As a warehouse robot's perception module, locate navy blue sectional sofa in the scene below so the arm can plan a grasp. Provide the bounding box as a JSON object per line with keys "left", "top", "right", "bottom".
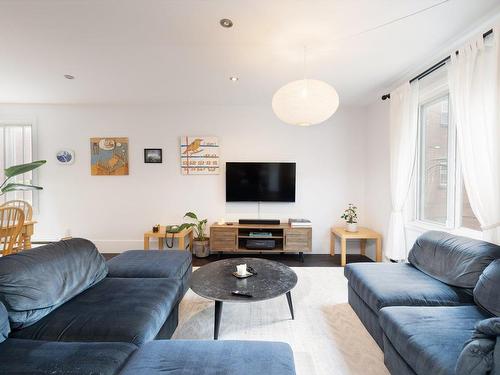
{"left": 0, "top": 239, "right": 296, "bottom": 375}
{"left": 345, "top": 231, "right": 500, "bottom": 375}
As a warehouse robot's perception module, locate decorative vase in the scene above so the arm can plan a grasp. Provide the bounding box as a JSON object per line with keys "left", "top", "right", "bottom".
{"left": 193, "top": 239, "right": 210, "bottom": 258}
{"left": 346, "top": 223, "right": 358, "bottom": 233}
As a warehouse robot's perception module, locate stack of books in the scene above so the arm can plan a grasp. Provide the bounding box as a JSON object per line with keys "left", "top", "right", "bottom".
{"left": 249, "top": 232, "right": 273, "bottom": 237}
{"left": 288, "top": 218, "right": 312, "bottom": 228}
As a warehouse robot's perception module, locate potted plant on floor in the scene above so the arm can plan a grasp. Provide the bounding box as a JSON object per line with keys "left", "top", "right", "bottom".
{"left": 341, "top": 204, "right": 358, "bottom": 232}
{"left": 181, "top": 211, "right": 209, "bottom": 258}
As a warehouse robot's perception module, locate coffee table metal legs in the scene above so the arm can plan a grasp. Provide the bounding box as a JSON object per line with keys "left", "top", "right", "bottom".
{"left": 214, "top": 300, "right": 223, "bottom": 340}
{"left": 213, "top": 293, "right": 294, "bottom": 339}
{"left": 286, "top": 291, "right": 294, "bottom": 320}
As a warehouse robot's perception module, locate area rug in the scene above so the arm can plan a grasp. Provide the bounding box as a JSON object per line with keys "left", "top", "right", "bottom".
{"left": 172, "top": 267, "right": 389, "bottom": 375}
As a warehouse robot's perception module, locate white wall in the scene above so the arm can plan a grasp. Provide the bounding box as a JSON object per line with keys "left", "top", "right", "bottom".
{"left": 0, "top": 103, "right": 369, "bottom": 254}
{"left": 362, "top": 100, "right": 391, "bottom": 259}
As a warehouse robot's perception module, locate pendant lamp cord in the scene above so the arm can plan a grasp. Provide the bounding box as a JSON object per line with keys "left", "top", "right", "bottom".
{"left": 303, "top": 46, "right": 307, "bottom": 80}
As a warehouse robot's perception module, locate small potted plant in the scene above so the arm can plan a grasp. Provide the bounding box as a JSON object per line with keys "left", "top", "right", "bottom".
{"left": 341, "top": 204, "right": 358, "bottom": 232}
{"left": 181, "top": 211, "right": 209, "bottom": 258}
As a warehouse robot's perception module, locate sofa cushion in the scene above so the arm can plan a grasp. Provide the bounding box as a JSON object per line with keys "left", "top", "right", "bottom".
{"left": 408, "top": 231, "right": 500, "bottom": 288}
{"left": 107, "top": 250, "right": 192, "bottom": 295}
{"left": 380, "top": 306, "right": 491, "bottom": 375}
{"left": 11, "top": 277, "right": 182, "bottom": 345}
{"left": 344, "top": 262, "right": 473, "bottom": 315}
{"left": 0, "top": 238, "right": 108, "bottom": 329}
{"left": 0, "top": 338, "right": 136, "bottom": 375}
{"left": 0, "top": 301, "right": 9, "bottom": 343}
{"left": 474, "top": 259, "right": 500, "bottom": 316}
{"left": 107, "top": 250, "right": 192, "bottom": 279}
{"left": 119, "top": 340, "right": 296, "bottom": 375}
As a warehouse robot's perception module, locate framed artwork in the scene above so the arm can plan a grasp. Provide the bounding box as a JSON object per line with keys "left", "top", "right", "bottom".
{"left": 180, "top": 136, "right": 219, "bottom": 175}
{"left": 144, "top": 148, "right": 162, "bottom": 163}
{"left": 90, "top": 137, "right": 129, "bottom": 176}
{"left": 56, "top": 149, "right": 75, "bottom": 165}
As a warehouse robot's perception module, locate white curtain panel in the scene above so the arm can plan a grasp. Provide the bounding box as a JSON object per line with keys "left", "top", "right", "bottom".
{"left": 448, "top": 27, "right": 500, "bottom": 243}
{"left": 386, "top": 82, "right": 419, "bottom": 260}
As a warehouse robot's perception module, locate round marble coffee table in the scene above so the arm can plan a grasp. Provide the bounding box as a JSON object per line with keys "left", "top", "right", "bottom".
{"left": 190, "top": 257, "right": 298, "bottom": 339}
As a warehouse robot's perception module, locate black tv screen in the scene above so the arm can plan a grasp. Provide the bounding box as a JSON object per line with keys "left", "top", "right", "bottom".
{"left": 226, "top": 162, "right": 296, "bottom": 202}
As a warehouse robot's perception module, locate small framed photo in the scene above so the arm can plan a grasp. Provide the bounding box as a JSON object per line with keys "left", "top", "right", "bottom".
{"left": 144, "top": 148, "right": 162, "bottom": 163}
{"left": 56, "top": 149, "right": 75, "bottom": 165}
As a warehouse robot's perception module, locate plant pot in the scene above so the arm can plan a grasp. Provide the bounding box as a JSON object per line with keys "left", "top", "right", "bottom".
{"left": 346, "top": 223, "right": 358, "bottom": 233}
{"left": 193, "top": 239, "right": 210, "bottom": 258}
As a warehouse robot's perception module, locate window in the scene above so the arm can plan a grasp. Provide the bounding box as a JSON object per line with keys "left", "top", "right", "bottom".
{"left": 415, "top": 73, "right": 480, "bottom": 231}
{"left": 417, "top": 95, "right": 452, "bottom": 225}
{"left": 0, "top": 122, "right": 35, "bottom": 206}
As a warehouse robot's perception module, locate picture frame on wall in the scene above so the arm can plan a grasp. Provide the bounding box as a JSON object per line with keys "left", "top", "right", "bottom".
{"left": 144, "top": 148, "right": 163, "bottom": 163}
{"left": 56, "top": 149, "right": 75, "bottom": 165}
{"left": 90, "top": 137, "right": 129, "bottom": 176}
{"left": 180, "top": 136, "right": 219, "bottom": 175}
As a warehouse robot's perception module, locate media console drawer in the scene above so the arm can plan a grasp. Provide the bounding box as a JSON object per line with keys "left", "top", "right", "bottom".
{"left": 210, "top": 227, "right": 238, "bottom": 251}
{"left": 284, "top": 228, "right": 312, "bottom": 251}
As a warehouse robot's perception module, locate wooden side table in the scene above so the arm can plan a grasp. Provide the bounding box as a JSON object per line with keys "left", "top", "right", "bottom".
{"left": 330, "top": 227, "right": 382, "bottom": 267}
{"left": 144, "top": 226, "right": 194, "bottom": 251}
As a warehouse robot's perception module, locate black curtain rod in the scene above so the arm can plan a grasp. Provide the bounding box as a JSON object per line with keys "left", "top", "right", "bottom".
{"left": 381, "top": 28, "right": 493, "bottom": 100}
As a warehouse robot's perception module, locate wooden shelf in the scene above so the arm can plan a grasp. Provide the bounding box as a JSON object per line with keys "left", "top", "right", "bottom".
{"left": 238, "top": 235, "right": 284, "bottom": 239}
{"left": 236, "top": 248, "right": 285, "bottom": 253}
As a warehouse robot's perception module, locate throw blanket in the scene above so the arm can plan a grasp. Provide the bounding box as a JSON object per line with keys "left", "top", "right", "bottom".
{"left": 456, "top": 318, "right": 500, "bottom": 375}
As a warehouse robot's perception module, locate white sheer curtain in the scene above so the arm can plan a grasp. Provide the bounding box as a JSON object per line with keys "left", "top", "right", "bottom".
{"left": 385, "top": 81, "right": 419, "bottom": 260}
{"left": 448, "top": 27, "right": 500, "bottom": 244}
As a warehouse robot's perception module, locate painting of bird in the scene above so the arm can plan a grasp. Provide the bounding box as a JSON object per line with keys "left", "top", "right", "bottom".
{"left": 180, "top": 136, "right": 220, "bottom": 175}
{"left": 182, "top": 138, "right": 203, "bottom": 154}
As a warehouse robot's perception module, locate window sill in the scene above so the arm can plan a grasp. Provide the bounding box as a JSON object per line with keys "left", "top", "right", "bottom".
{"left": 405, "top": 221, "right": 483, "bottom": 240}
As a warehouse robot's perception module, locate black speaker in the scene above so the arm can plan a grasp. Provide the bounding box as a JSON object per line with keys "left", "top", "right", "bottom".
{"left": 239, "top": 219, "right": 280, "bottom": 225}
{"left": 246, "top": 239, "right": 276, "bottom": 250}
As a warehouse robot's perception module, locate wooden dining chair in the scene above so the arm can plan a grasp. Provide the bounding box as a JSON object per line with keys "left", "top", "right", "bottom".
{"left": 1, "top": 200, "right": 33, "bottom": 221}
{"left": 0, "top": 207, "right": 25, "bottom": 256}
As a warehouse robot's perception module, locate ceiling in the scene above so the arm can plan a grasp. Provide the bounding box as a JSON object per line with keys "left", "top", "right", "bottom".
{"left": 0, "top": 0, "right": 498, "bottom": 106}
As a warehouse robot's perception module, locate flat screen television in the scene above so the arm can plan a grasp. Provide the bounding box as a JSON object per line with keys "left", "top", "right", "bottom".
{"left": 226, "top": 162, "right": 296, "bottom": 202}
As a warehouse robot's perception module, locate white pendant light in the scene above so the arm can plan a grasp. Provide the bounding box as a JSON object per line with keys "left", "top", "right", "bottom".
{"left": 272, "top": 48, "right": 339, "bottom": 126}
{"left": 272, "top": 79, "right": 339, "bottom": 126}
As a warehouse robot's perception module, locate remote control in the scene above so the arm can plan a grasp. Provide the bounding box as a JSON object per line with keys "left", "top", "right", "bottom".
{"left": 231, "top": 290, "right": 253, "bottom": 298}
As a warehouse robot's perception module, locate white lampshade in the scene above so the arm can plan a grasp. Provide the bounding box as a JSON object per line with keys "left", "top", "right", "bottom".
{"left": 272, "top": 79, "right": 340, "bottom": 126}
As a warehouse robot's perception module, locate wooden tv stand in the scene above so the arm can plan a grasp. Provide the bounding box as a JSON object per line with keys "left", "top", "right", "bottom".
{"left": 210, "top": 222, "right": 312, "bottom": 261}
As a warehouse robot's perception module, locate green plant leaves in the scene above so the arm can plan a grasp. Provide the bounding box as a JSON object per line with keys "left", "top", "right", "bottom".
{"left": 1, "top": 183, "right": 43, "bottom": 193}
{"left": 182, "top": 212, "right": 208, "bottom": 241}
{"left": 178, "top": 223, "right": 195, "bottom": 231}
{"left": 184, "top": 212, "right": 198, "bottom": 220}
{"left": 4, "top": 160, "right": 46, "bottom": 178}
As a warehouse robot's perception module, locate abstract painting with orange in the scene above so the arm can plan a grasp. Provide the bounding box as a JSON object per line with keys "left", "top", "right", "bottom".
{"left": 90, "top": 137, "right": 129, "bottom": 176}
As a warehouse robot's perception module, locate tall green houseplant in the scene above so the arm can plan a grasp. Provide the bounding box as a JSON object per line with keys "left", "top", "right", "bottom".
{"left": 0, "top": 160, "right": 46, "bottom": 195}
{"left": 181, "top": 211, "right": 209, "bottom": 257}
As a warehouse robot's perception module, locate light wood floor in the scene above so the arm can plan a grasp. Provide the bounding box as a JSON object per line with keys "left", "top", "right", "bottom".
{"left": 173, "top": 267, "right": 389, "bottom": 375}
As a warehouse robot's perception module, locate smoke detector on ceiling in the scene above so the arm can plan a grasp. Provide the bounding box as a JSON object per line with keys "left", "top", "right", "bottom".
{"left": 220, "top": 18, "right": 233, "bottom": 28}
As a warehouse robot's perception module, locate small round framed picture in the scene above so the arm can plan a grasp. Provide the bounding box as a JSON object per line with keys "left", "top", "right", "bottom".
{"left": 144, "top": 148, "right": 163, "bottom": 163}
{"left": 56, "top": 149, "right": 75, "bottom": 165}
